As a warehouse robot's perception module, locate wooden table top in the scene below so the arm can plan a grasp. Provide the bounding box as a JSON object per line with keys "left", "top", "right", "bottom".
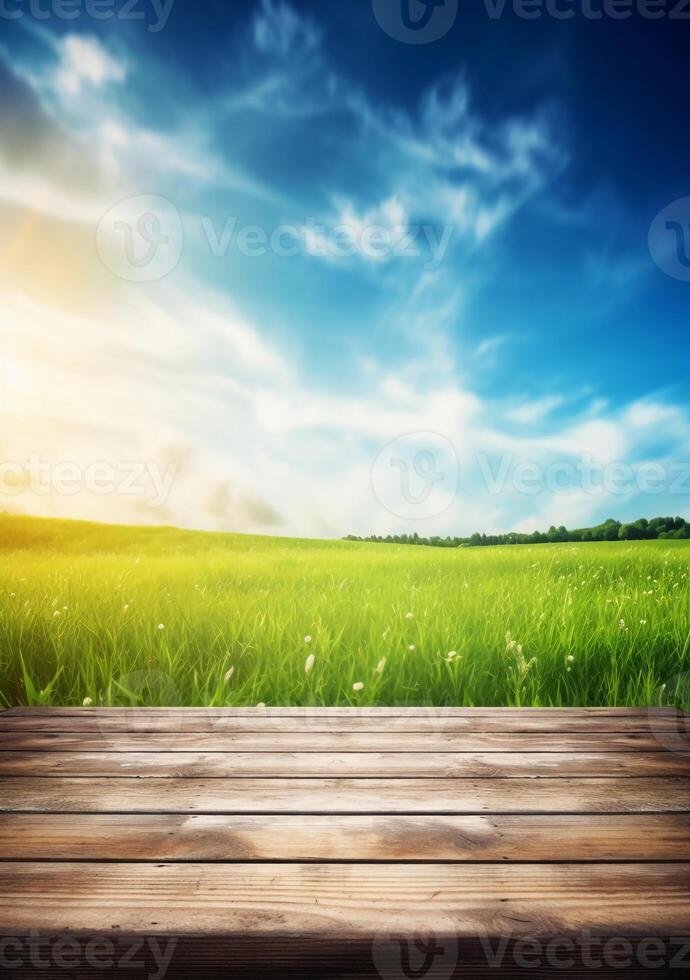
{"left": 1, "top": 706, "right": 689, "bottom": 978}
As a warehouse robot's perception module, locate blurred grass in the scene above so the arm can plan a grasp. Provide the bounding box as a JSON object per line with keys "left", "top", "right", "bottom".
{"left": 0, "top": 513, "right": 688, "bottom": 708}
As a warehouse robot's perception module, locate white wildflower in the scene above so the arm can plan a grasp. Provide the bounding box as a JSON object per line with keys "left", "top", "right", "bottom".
{"left": 305, "top": 654, "right": 315, "bottom": 675}
{"left": 352, "top": 682, "right": 364, "bottom": 692}
{"left": 224, "top": 666, "right": 235, "bottom": 683}
{"left": 304, "top": 635, "right": 312, "bottom": 644}
{"left": 82, "top": 697, "right": 93, "bottom": 707}
{"left": 374, "top": 658, "right": 387, "bottom": 674}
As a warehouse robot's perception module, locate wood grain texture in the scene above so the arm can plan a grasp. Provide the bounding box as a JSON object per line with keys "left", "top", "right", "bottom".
{"left": 2, "top": 731, "right": 687, "bottom": 752}
{"left": 1, "top": 707, "right": 689, "bottom": 979}
{"left": 3, "top": 716, "right": 687, "bottom": 735}
{"left": 1, "top": 862, "right": 689, "bottom": 936}
{"left": 2, "top": 707, "right": 686, "bottom": 737}
{"left": 3, "top": 776, "right": 689, "bottom": 813}
{"left": 2, "top": 812, "right": 689, "bottom": 861}
{"left": 4, "top": 949, "right": 688, "bottom": 980}
{"left": 2, "top": 749, "right": 689, "bottom": 778}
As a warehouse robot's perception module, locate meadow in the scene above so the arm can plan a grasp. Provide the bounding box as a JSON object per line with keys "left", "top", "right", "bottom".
{"left": 0, "top": 513, "right": 689, "bottom": 709}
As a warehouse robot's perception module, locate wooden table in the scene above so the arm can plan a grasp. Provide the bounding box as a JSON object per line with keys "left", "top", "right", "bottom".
{"left": 1, "top": 706, "right": 689, "bottom": 978}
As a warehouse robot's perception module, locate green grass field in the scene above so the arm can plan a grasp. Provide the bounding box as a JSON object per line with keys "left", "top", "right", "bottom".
{"left": 1, "top": 513, "right": 689, "bottom": 709}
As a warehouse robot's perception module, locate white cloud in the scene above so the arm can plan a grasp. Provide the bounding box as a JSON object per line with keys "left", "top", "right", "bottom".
{"left": 474, "top": 336, "right": 505, "bottom": 359}
{"left": 624, "top": 400, "right": 685, "bottom": 432}
{"left": 507, "top": 395, "right": 564, "bottom": 425}
{"left": 302, "top": 196, "right": 411, "bottom": 264}
{"left": 54, "top": 35, "right": 125, "bottom": 97}
{"left": 253, "top": 0, "right": 321, "bottom": 57}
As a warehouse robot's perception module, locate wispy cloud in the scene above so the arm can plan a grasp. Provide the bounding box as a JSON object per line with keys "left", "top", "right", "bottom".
{"left": 507, "top": 395, "right": 565, "bottom": 426}
{"left": 253, "top": 0, "right": 321, "bottom": 57}
{"left": 54, "top": 35, "right": 126, "bottom": 97}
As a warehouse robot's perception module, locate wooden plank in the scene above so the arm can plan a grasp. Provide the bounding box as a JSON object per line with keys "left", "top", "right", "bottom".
{"left": 3, "top": 714, "right": 687, "bottom": 735}
{"left": 2, "top": 812, "right": 689, "bottom": 861}
{"left": 2, "top": 731, "right": 687, "bottom": 752}
{"left": 0, "top": 946, "right": 684, "bottom": 980}
{"left": 3, "top": 776, "right": 689, "bottom": 813}
{"left": 1, "top": 750, "right": 689, "bottom": 778}
{"left": 1, "top": 862, "right": 688, "bottom": 937}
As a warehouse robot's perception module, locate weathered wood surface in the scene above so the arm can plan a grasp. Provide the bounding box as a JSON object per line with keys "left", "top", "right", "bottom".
{"left": 0, "top": 706, "right": 688, "bottom": 978}
{"left": 4, "top": 775, "right": 689, "bottom": 813}
{"left": 2, "top": 861, "right": 690, "bottom": 934}
{"left": 3, "top": 731, "right": 688, "bottom": 751}
{"left": 2, "top": 812, "right": 689, "bottom": 861}
{"left": 2, "top": 706, "right": 687, "bottom": 735}
{"left": 2, "top": 749, "right": 689, "bottom": 777}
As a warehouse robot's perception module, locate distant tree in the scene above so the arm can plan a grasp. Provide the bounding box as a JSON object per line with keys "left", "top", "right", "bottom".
{"left": 344, "top": 514, "right": 690, "bottom": 550}
{"left": 603, "top": 522, "right": 621, "bottom": 541}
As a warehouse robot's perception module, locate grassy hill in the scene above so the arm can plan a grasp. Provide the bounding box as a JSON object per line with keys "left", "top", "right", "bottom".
{"left": 1, "top": 513, "right": 689, "bottom": 708}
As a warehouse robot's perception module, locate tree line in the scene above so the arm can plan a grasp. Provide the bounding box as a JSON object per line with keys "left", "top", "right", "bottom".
{"left": 344, "top": 516, "right": 690, "bottom": 549}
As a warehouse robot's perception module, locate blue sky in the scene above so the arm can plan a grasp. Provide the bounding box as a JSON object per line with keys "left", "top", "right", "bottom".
{"left": 0, "top": 0, "right": 689, "bottom": 536}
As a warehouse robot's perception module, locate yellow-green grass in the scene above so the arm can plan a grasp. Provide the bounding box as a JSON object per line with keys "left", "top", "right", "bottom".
{"left": 1, "top": 513, "right": 689, "bottom": 708}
